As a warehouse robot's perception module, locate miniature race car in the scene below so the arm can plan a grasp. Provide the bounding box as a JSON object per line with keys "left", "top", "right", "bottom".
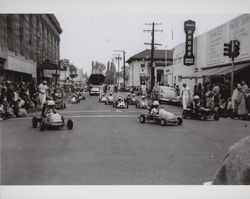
{"left": 99, "top": 93, "right": 107, "bottom": 103}
{"left": 105, "top": 93, "right": 114, "bottom": 105}
{"left": 68, "top": 94, "right": 78, "bottom": 104}
{"left": 32, "top": 100, "right": 73, "bottom": 131}
{"left": 53, "top": 93, "right": 66, "bottom": 110}
{"left": 136, "top": 96, "right": 149, "bottom": 109}
{"left": 113, "top": 97, "right": 129, "bottom": 109}
{"left": 138, "top": 107, "right": 183, "bottom": 126}
{"left": 182, "top": 107, "right": 220, "bottom": 121}
{"left": 126, "top": 94, "right": 137, "bottom": 105}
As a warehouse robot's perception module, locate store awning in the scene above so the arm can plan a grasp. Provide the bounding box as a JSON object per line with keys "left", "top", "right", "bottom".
{"left": 37, "top": 60, "right": 64, "bottom": 71}
{"left": 200, "top": 62, "right": 250, "bottom": 77}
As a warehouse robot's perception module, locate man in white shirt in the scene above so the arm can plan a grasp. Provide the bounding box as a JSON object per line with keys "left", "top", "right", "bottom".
{"left": 38, "top": 81, "right": 48, "bottom": 108}
{"left": 181, "top": 83, "right": 191, "bottom": 110}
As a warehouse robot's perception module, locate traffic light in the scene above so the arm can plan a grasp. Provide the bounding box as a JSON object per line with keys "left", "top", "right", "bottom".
{"left": 233, "top": 40, "right": 240, "bottom": 58}
{"left": 223, "top": 41, "right": 232, "bottom": 58}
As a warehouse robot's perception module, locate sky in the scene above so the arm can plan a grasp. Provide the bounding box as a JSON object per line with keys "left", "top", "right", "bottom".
{"left": 56, "top": 13, "right": 239, "bottom": 75}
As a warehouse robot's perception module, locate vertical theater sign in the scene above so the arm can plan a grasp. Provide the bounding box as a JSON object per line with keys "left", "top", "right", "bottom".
{"left": 184, "top": 20, "right": 196, "bottom": 66}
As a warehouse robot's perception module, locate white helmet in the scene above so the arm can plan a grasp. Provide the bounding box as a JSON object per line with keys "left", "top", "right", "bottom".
{"left": 118, "top": 96, "right": 122, "bottom": 99}
{"left": 193, "top": 95, "right": 200, "bottom": 100}
{"left": 132, "top": 94, "right": 135, "bottom": 97}
{"left": 47, "top": 100, "right": 55, "bottom": 106}
{"left": 153, "top": 101, "right": 159, "bottom": 106}
{"left": 141, "top": 95, "right": 145, "bottom": 99}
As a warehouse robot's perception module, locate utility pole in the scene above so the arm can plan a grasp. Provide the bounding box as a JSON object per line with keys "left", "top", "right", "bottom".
{"left": 114, "top": 50, "right": 126, "bottom": 88}
{"left": 144, "top": 22, "right": 163, "bottom": 93}
{"left": 223, "top": 40, "right": 240, "bottom": 95}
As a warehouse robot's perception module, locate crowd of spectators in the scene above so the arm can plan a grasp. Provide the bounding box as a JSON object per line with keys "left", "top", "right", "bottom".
{"left": 0, "top": 80, "right": 74, "bottom": 121}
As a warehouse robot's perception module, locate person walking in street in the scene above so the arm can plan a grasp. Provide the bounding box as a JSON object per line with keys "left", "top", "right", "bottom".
{"left": 38, "top": 80, "right": 48, "bottom": 108}
{"left": 181, "top": 83, "right": 191, "bottom": 110}
{"left": 236, "top": 84, "right": 248, "bottom": 119}
{"left": 231, "top": 84, "right": 239, "bottom": 117}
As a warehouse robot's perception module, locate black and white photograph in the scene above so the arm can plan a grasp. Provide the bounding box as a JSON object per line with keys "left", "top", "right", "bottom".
{"left": 1, "top": 0, "right": 250, "bottom": 198}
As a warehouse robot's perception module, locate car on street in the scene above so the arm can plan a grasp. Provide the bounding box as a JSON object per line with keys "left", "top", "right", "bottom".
{"left": 158, "top": 86, "right": 181, "bottom": 105}
{"left": 89, "top": 86, "right": 100, "bottom": 96}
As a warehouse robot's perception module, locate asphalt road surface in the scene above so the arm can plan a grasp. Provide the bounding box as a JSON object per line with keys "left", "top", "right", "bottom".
{"left": 1, "top": 93, "right": 249, "bottom": 185}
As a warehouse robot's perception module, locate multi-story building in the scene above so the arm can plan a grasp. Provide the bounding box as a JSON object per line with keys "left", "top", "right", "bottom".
{"left": 172, "top": 14, "right": 250, "bottom": 93}
{"left": 126, "top": 49, "right": 173, "bottom": 87}
{"left": 0, "top": 14, "right": 62, "bottom": 83}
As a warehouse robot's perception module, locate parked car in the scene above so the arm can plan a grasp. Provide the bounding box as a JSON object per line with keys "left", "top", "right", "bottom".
{"left": 158, "top": 86, "right": 181, "bottom": 105}
{"left": 89, "top": 86, "right": 100, "bottom": 96}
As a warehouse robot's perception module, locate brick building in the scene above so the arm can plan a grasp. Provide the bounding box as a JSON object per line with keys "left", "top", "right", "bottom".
{"left": 0, "top": 14, "right": 62, "bottom": 83}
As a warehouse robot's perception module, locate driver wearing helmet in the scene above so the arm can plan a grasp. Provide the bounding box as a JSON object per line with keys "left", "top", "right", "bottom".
{"left": 150, "top": 101, "right": 160, "bottom": 115}
{"left": 141, "top": 95, "right": 146, "bottom": 100}
{"left": 41, "top": 100, "right": 56, "bottom": 117}
{"left": 191, "top": 95, "right": 201, "bottom": 117}
{"left": 109, "top": 92, "right": 113, "bottom": 96}
{"left": 118, "top": 96, "right": 122, "bottom": 103}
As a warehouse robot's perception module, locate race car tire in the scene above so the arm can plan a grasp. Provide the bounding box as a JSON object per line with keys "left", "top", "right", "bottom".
{"left": 200, "top": 115, "right": 207, "bottom": 121}
{"left": 127, "top": 104, "right": 129, "bottom": 109}
{"left": 32, "top": 117, "right": 37, "bottom": 128}
{"left": 177, "top": 117, "right": 183, "bottom": 125}
{"left": 40, "top": 121, "right": 45, "bottom": 131}
{"left": 214, "top": 114, "right": 220, "bottom": 121}
{"left": 160, "top": 119, "right": 166, "bottom": 126}
{"left": 182, "top": 111, "right": 187, "bottom": 119}
{"left": 64, "top": 103, "right": 66, "bottom": 109}
{"left": 105, "top": 102, "right": 107, "bottom": 105}
{"left": 67, "top": 119, "right": 73, "bottom": 130}
{"left": 139, "top": 115, "right": 146, "bottom": 123}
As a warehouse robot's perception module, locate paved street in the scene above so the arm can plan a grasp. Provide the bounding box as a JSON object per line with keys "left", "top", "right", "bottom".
{"left": 1, "top": 93, "right": 249, "bottom": 185}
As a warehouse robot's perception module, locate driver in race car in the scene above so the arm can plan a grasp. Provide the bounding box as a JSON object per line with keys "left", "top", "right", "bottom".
{"left": 117, "top": 96, "right": 122, "bottom": 103}
{"left": 41, "top": 99, "right": 56, "bottom": 117}
{"left": 149, "top": 101, "right": 160, "bottom": 115}
{"left": 190, "top": 95, "right": 201, "bottom": 118}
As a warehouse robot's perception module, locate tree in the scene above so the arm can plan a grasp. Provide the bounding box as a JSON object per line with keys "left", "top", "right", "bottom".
{"left": 69, "top": 64, "right": 78, "bottom": 80}
{"left": 91, "top": 61, "right": 106, "bottom": 75}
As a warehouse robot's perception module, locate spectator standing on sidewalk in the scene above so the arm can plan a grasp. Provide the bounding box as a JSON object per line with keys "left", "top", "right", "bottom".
{"left": 38, "top": 81, "right": 48, "bottom": 108}
{"left": 181, "top": 83, "right": 191, "bottom": 110}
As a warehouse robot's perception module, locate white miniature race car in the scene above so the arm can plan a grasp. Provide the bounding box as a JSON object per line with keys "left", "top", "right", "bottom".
{"left": 105, "top": 95, "right": 114, "bottom": 105}
{"left": 32, "top": 103, "right": 73, "bottom": 131}
{"left": 113, "top": 98, "right": 129, "bottom": 109}
{"left": 138, "top": 107, "right": 183, "bottom": 126}
{"left": 99, "top": 94, "right": 107, "bottom": 103}
{"left": 136, "top": 97, "right": 149, "bottom": 109}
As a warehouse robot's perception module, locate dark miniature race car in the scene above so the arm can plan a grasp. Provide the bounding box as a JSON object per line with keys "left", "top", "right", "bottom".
{"left": 138, "top": 108, "right": 183, "bottom": 126}
{"left": 182, "top": 107, "right": 220, "bottom": 121}
{"left": 32, "top": 100, "right": 73, "bottom": 131}
{"left": 126, "top": 93, "right": 137, "bottom": 105}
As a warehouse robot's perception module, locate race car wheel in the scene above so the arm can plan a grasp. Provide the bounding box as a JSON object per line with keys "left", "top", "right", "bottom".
{"left": 214, "top": 114, "right": 220, "bottom": 121}
{"left": 83, "top": 97, "right": 86, "bottom": 100}
{"left": 139, "top": 115, "right": 146, "bottom": 123}
{"left": 40, "top": 121, "right": 45, "bottom": 131}
{"left": 182, "top": 110, "right": 187, "bottom": 119}
{"left": 127, "top": 104, "right": 129, "bottom": 109}
{"left": 64, "top": 103, "right": 66, "bottom": 109}
{"left": 200, "top": 115, "right": 207, "bottom": 121}
{"left": 32, "top": 117, "right": 37, "bottom": 128}
{"left": 160, "top": 119, "right": 166, "bottom": 126}
{"left": 177, "top": 117, "right": 183, "bottom": 125}
{"left": 105, "top": 102, "right": 107, "bottom": 105}
{"left": 67, "top": 119, "right": 73, "bottom": 129}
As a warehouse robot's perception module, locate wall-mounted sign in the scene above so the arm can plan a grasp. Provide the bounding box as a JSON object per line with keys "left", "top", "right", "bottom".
{"left": 184, "top": 20, "right": 196, "bottom": 66}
